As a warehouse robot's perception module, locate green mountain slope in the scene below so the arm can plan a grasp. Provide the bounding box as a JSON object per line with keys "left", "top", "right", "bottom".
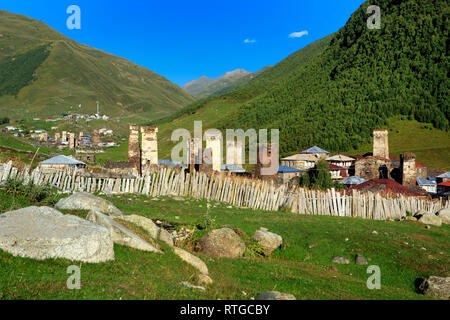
{"left": 0, "top": 10, "right": 194, "bottom": 119}
{"left": 156, "top": 0, "right": 449, "bottom": 168}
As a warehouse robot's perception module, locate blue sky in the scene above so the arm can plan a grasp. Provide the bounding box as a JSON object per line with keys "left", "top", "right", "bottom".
{"left": 1, "top": 0, "right": 365, "bottom": 86}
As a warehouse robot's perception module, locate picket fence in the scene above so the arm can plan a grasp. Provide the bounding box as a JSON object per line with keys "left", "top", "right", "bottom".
{"left": 0, "top": 161, "right": 447, "bottom": 220}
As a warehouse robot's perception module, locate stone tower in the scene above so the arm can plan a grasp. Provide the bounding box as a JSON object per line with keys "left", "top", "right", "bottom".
{"left": 128, "top": 124, "right": 140, "bottom": 170}
{"left": 62, "top": 131, "right": 67, "bottom": 142}
{"left": 226, "top": 139, "right": 244, "bottom": 166}
{"left": 373, "top": 129, "right": 389, "bottom": 159}
{"left": 141, "top": 126, "right": 158, "bottom": 168}
{"left": 400, "top": 153, "right": 416, "bottom": 187}
{"left": 205, "top": 133, "right": 222, "bottom": 172}
{"left": 54, "top": 132, "right": 60, "bottom": 144}
{"left": 68, "top": 133, "right": 75, "bottom": 149}
{"left": 255, "top": 143, "right": 279, "bottom": 179}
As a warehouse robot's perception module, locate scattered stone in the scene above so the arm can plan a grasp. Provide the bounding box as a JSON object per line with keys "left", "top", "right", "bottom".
{"left": 87, "top": 211, "right": 162, "bottom": 253}
{"left": 172, "top": 196, "right": 184, "bottom": 201}
{"left": 421, "top": 247, "right": 427, "bottom": 251}
{"left": 117, "top": 214, "right": 159, "bottom": 238}
{"left": 372, "top": 230, "right": 378, "bottom": 235}
{"left": 151, "top": 198, "right": 160, "bottom": 201}
{"left": 355, "top": 254, "right": 368, "bottom": 265}
{"left": 227, "top": 206, "right": 232, "bottom": 209}
{"left": 418, "top": 276, "right": 450, "bottom": 299}
{"left": 436, "top": 208, "right": 450, "bottom": 224}
{"left": 173, "top": 247, "right": 208, "bottom": 275}
{"left": 257, "top": 291, "right": 296, "bottom": 300}
{"left": 198, "top": 274, "right": 213, "bottom": 285}
{"left": 418, "top": 213, "right": 442, "bottom": 227}
{"left": 252, "top": 229, "right": 283, "bottom": 254}
{"left": 345, "top": 238, "right": 349, "bottom": 241}
{"left": 308, "top": 243, "right": 317, "bottom": 249}
{"left": 425, "top": 225, "right": 431, "bottom": 230}
{"left": 332, "top": 256, "right": 350, "bottom": 264}
{"left": 55, "top": 192, "right": 122, "bottom": 216}
{"left": 330, "top": 266, "right": 338, "bottom": 272}
{"left": 199, "top": 228, "right": 246, "bottom": 258}
{"left": 179, "top": 281, "right": 205, "bottom": 291}
{"left": 175, "top": 216, "right": 180, "bottom": 220}
{"left": 0, "top": 206, "right": 114, "bottom": 263}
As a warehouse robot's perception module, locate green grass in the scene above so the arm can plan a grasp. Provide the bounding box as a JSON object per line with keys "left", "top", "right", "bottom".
{"left": 1, "top": 192, "right": 448, "bottom": 300}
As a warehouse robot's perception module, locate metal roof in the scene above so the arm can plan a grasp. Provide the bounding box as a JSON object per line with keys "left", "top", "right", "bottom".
{"left": 221, "top": 164, "right": 246, "bottom": 172}
{"left": 300, "top": 146, "right": 329, "bottom": 154}
{"left": 158, "top": 159, "right": 186, "bottom": 167}
{"left": 437, "top": 172, "right": 450, "bottom": 178}
{"left": 278, "top": 166, "right": 305, "bottom": 173}
{"left": 326, "top": 154, "right": 355, "bottom": 162}
{"left": 282, "top": 153, "right": 322, "bottom": 161}
{"left": 340, "top": 176, "right": 366, "bottom": 185}
{"left": 416, "top": 177, "right": 436, "bottom": 186}
{"left": 40, "top": 155, "right": 85, "bottom": 165}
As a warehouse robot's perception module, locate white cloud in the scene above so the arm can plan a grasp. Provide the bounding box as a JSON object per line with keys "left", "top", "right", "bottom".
{"left": 289, "top": 30, "right": 309, "bottom": 39}
{"left": 244, "top": 38, "right": 256, "bottom": 44}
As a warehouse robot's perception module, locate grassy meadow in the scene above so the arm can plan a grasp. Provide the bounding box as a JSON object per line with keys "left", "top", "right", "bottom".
{"left": 0, "top": 190, "right": 448, "bottom": 300}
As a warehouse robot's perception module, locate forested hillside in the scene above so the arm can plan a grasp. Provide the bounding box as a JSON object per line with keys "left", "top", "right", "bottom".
{"left": 156, "top": 0, "right": 448, "bottom": 165}
{"left": 223, "top": 0, "right": 448, "bottom": 155}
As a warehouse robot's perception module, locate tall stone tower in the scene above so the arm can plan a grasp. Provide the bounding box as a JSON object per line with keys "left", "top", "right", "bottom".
{"left": 226, "top": 139, "right": 244, "bottom": 165}
{"left": 141, "top": 126, "right": 158, "bottom": 168}
{"left": 128, "top": 124, "right": 140, "bottom": 170}
{"left": 62, "top": 131, "right": 67, "bottom": 142}
{"left": 68, "top": 133, "right": 76, "bottom": 149}
{"left": 205, "top": 134, "right": 222, "bottom": 172}
{"left": 400, "top": 153, "right": 416, "bottom": 187}
{"left": 373, "top": 129, "right": 389, "bottom": 159}
{"left": 255, "top": 143, "right": 279, "bottom": 179}
{"left": 54, "top": 132, "right": 60, "bottom": 144}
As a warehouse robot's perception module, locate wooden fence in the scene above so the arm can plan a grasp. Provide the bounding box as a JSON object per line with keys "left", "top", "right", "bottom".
{"left": 0, "top": 161, "right": 447, "bottom": 220}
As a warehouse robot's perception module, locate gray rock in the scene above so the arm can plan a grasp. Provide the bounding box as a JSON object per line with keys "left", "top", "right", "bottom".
{"left": 55, "top": 192, "right": 122, "bottom": 217}
{"left": 355, "top": 254, "right": 368, "bottom": 265}
{"left": 86, "top": 211, "right": 162, "bottom": 253}
{"left": 418, "top": 213, "right": 442, "bottom": 227}
{"left": 179, "top": 281, "right": 205, "bottom": 291}
{"left": 332, "top": 256, "right": 350, "bottom": 264}
{"left": 418, "top": 276, "right": 450, "bottom": 299}
{"left": 116, "top": 214, "right": 159, "bottom": 238}
{"left": 257, "top": 291, "right": 296, "bottom": 300}
{"left": 199, "top": 228, "right": 246, "bottom": 258}
{"left": 173, "top": 247, "right": 209, "bottom": 275}
{"left": 252, "top": 229, "right": 283, "bottom": 254}
{"left": 198, "top": 274, "right": 213, "bottom": 285}
{"left": 0, "top": 206, "right": 114, "bottom": 263}
{"left": 436, "top": 208, "right": 450, "bottom": 224}
{"left": 159, "top": 228, "right": 175, "bottom": 247}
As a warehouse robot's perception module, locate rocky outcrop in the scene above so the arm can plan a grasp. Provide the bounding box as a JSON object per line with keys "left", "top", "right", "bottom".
{"left": 417, "top": 212, "right": 442, "bottom": 227}
{"left": 116, "top": 214, "right": 174, "bottom": 247}
{"left": 55, "top": 192, "right": 122, "bottom": 217}
{"left": 355, "top": 254, "right": 368, "bottom": 265}
{"left": 252, "top": 228, "right": 282, "bottom": 254}
{"left": 173, "top": 247, "right": 209, "bottom": 275}
{"left": 257, "top": 291, "right": 296, "bottom": 300}
{"left": 436, "top": 208, "right": 450, "bottom": 224}
{"left": 199, "top": 228, "right": 246, "bottom": 258}
{"left": 0, "top": 206, "right": 114, "bottom": 263}
{"left": 86, "top": 211, "right": 162, "bottom": 253}
{"left": 418, "top": 276, "right": 450, "bottom": 299}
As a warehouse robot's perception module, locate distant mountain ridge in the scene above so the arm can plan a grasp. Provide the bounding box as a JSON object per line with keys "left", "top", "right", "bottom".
{"left": 183, "top": 68, "right": 258, "bottom": 98}
{"left": 0, "top": 10, "right": 194, "bottom": 120}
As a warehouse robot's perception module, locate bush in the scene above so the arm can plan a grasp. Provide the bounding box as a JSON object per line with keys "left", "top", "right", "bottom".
{"left": 2, "top": 177, "right": 59, "bottom": 207}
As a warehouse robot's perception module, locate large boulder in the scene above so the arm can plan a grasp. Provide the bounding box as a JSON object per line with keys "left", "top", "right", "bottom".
{"left": 173, "top": 247, "right": 209, "bottom": 275}
{"left": 116, "top": 214, "right": 174, "bottom": 247}
{"left": 0, "top": 206, "right": 114, "bottom": 263}
{"left": 436, "top": 208, "right": 450, "bottom": 224}
{"left": 252, "top": 228, "right": 283, "bottom": 254}
{"left": 86, "top": 211, "right": 162, "bottom": 253}
{"left": 257, "top": 291, "right": 296, "bottom": 300}
{"left": 418, "top": 276, "right": 450, "bottom": 299}
{"left": 55, "top": 192, "right": 122, "bottom": 217}
{"left": 417, "top": 212, "right": 442, "bottom": 227}
{"left": 199, "top": 228, "right": 246, "bottom": 258}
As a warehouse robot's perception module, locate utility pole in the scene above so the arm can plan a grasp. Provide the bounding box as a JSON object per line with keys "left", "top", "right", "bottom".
{"left": 29, "top": 147, "right": 40, "bottom": 173}
{"left": 96, "top": 101, "right": 99, "bottom": 116}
